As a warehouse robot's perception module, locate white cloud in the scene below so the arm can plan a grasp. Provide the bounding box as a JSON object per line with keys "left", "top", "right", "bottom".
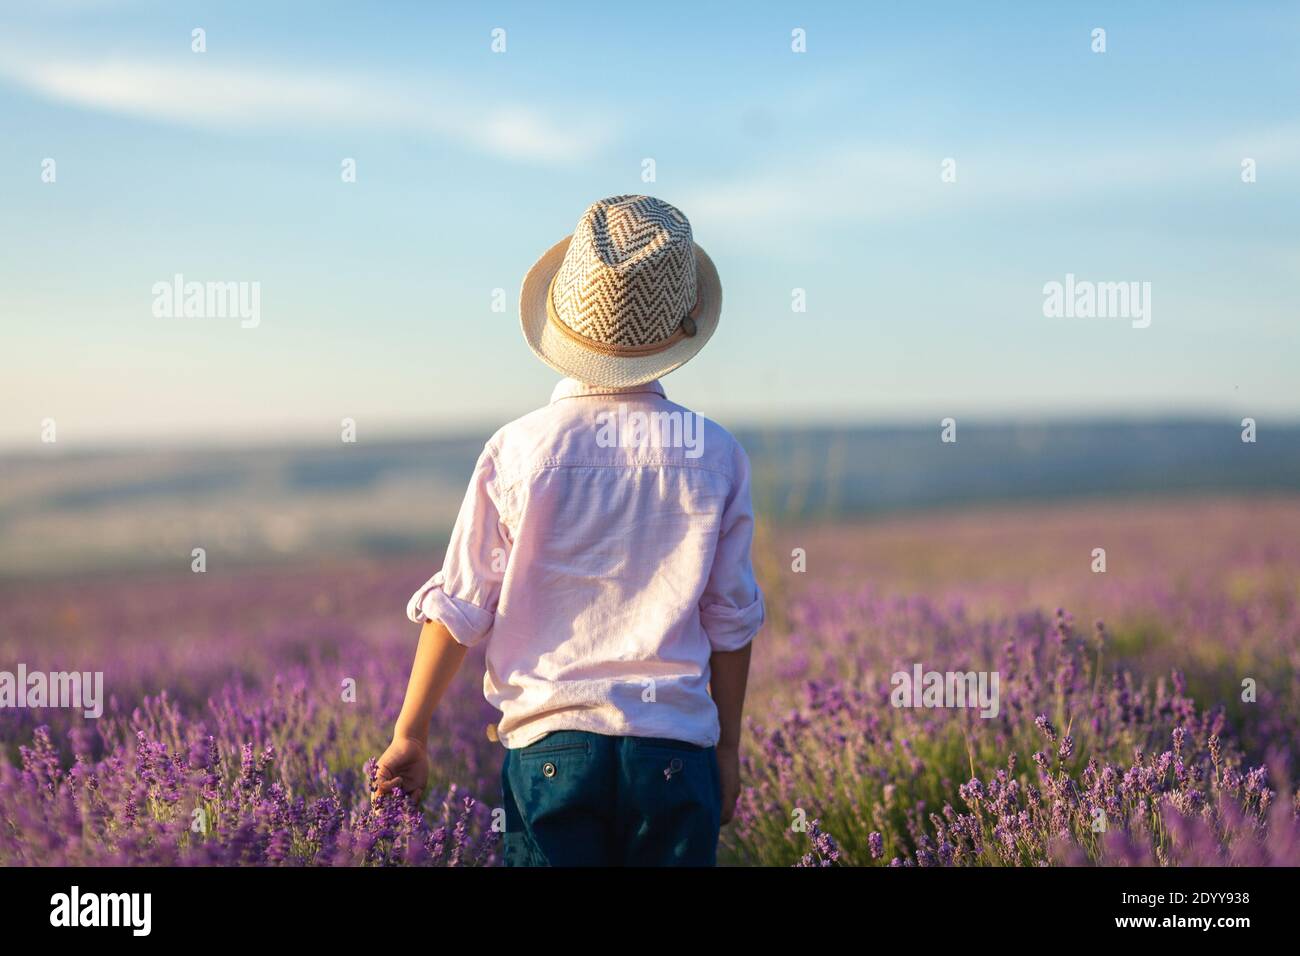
{"left": 682, "top": 147, "right": 941, "bottom": 226}
{"left": 0, "top": 53, "right": 611, "bottom": 165}
{"left": 678, "top": 128, "right": 1300, "bottom": 250}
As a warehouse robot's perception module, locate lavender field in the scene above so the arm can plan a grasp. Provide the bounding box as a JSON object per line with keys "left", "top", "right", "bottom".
{"left": 2, "top": 496, "right": 1299, "bottom": 866}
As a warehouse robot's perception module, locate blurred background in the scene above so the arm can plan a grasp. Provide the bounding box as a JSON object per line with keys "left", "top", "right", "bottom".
{"left": 2, "top": 0, "right": 1297, "bottom": 579}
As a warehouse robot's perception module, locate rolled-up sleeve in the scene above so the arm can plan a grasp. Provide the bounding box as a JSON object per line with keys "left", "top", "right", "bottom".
{"left": 406, "top": 445, "right": 511, "bottom": 647}
{"left": 699, "top": 441, "right": 765, "bottom": 651}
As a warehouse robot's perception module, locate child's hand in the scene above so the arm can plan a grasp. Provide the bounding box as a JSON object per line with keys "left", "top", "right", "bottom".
{"left": 718, "top": 744, "right": 740, "bottom": 824}
{"left": 373, "top": 736, "right": 430, "bottom": 802}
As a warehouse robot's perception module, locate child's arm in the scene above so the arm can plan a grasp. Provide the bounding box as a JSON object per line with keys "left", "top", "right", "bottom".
{"left": 709, "top": 642, "right": 752, "bottom": 824}
{"left": 374, "top": 619, "right": 468, "bottom": 799}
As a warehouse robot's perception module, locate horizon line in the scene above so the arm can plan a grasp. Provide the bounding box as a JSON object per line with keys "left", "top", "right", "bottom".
{"left": 3, "top": 411, "right": 1295, "bottom": 458}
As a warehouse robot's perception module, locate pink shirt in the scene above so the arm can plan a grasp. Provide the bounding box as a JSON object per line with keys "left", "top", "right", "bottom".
{"left": 407, "top": 377, "right": 764, "bottom": 748}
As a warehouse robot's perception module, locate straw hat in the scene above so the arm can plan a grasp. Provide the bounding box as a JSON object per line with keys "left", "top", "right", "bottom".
{"left": 520, "top": 195, "right": 722, "bottom": 387}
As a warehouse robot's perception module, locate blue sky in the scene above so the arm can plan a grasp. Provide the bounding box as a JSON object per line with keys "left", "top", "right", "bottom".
{"left": 2, "top": 1, "right": 1298, "bottom": 447}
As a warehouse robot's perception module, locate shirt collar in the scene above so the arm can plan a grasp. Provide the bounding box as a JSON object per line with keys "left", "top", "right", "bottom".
{"left": 549, "top": 377, "right": 667, "bottom": 404}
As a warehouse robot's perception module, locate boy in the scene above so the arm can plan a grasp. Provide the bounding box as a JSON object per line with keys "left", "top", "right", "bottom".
{"left": 374, "top": 195, "right": 764, "bottom": 866}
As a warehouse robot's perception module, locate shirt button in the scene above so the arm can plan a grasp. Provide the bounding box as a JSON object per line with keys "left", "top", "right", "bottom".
{"left": 669, "top": 758, "right": 683, "bottom": 772}
{"left": 542, "top": 761, "right": 557, "bottom": 778}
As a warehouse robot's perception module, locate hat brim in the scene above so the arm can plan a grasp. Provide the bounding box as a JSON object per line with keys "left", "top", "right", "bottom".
{"left": 519, "top": 235, "right": 722, "bottom": 388}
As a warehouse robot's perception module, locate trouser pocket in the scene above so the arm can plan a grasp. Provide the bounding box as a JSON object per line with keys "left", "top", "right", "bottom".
{"left": 620, "top": 737, "right": 721, "bottom": 866}
{"left": 502, "top": 731, "right": 615, "bottom": 866}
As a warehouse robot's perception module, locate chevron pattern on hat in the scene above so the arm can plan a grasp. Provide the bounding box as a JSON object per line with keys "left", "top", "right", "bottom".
{"left": 550, "top": 195, "right": 699, "bottom": 348}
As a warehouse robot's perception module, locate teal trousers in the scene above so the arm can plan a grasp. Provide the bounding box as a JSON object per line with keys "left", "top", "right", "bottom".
{"left": 501, "top": 730, "right": 721, "bottom": 867}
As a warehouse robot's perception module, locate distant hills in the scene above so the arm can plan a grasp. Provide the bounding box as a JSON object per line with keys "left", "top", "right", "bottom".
{"left": 742, "top": 420, "right": 1300, "bottom": 515}
{"left": 3, "top": 421, "right": 1297, "bottom": 578}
